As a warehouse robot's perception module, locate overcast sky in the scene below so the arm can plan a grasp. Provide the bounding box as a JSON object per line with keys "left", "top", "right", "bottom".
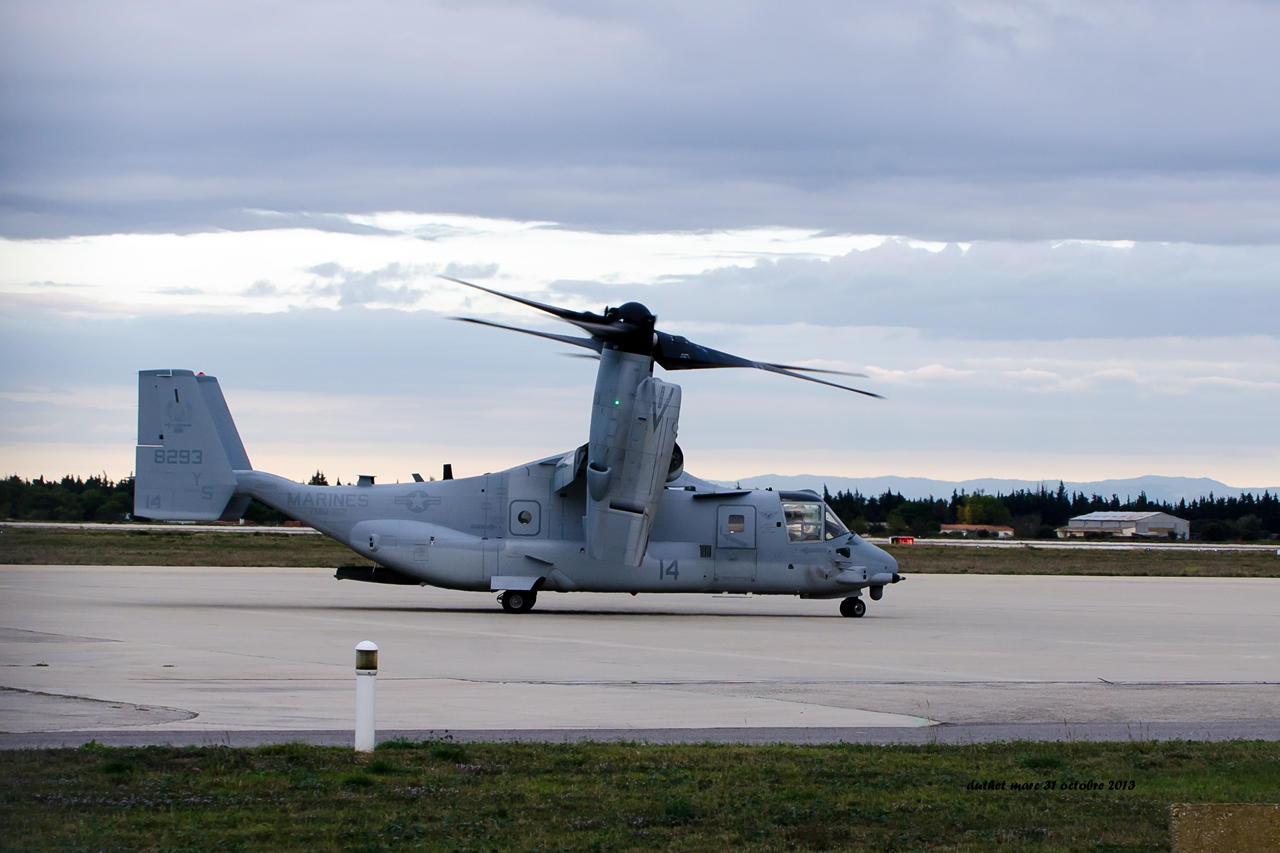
{"left": 2, "top": 1, "right": 1278, "bottom": 488}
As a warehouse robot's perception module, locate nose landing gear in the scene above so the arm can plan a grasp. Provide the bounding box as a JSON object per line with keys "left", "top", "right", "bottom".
{"left": 839, "top": 596, "right": 866, "bottom": 618}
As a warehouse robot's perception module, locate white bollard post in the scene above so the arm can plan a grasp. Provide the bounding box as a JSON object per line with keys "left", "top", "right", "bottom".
{"left": 354, "top": 640, "right": 378, "bottom": 752}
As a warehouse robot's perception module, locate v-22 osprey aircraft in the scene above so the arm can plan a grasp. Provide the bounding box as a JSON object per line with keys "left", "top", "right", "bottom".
{"left": 134, "top": 279, "right": 903, "bottom": 617}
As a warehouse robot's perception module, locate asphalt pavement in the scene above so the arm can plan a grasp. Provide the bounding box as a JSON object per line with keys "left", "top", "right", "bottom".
{"left": 2, "top": 566, "right": 1277, "bottom": 745}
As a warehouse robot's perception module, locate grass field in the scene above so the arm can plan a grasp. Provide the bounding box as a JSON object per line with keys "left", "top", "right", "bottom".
{"left": 2, "top": 526, "right": 1277, "bottom": 577}
{"left": 2, "top": 739, "right": 1277, "bottom": 852}
{"left": 886, "top": 544, "right": 1280, "bottom": 578}
{"left": 0, "top": 527, "right": 370, "bottom": 568}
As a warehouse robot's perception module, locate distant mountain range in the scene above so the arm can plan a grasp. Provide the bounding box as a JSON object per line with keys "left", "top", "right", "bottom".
{"left": 710, "top": 475, "right": 1278, "bottom": 504}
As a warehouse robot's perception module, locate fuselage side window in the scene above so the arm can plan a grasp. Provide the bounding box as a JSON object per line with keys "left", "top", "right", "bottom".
{"left": 783, "top": 502, "right": 823, "bottom": 542}
{"left": 824, "top": 507, "right": 849, "bottom": 540}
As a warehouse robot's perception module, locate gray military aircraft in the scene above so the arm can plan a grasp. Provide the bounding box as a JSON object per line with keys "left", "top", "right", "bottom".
{"left": 133, "top": 280, "right": 902, "bottom": 617}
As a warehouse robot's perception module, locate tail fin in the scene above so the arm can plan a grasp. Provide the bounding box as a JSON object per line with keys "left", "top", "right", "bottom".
{"left": 134, "top": 370, "right": 252, "bottom": 521}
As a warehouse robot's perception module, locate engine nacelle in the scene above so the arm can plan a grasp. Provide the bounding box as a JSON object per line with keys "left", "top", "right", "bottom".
{"left": 584, "top": 350, "right": 682, "bottom": 566}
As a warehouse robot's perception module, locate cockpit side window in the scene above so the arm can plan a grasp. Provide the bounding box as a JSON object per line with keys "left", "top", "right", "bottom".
{"left": 782, "top": 502, "right": 823, "bottom": 542}
{"left": 824, "top": 507, "right": 850, "bottom": 540}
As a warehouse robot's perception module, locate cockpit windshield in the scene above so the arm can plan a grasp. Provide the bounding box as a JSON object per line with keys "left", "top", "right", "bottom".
{"left": 782, "top": 502, "right": 852, "bottom": 542}
{"left": 782, "top": 502, "right": 822, "bottom": 542}
{"left": 782, "top": 499, "right": 853, "bottom": 543}
{"left": 824, "top": 507, "right": 850, "bottom": 540}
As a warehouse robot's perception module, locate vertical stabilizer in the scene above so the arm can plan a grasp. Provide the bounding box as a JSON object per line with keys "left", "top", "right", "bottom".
{"left": 134, "top": 370, "right": 246, "bottom": 521}
{"left": 197, "top": 374, "right": 251, "bottom": 470}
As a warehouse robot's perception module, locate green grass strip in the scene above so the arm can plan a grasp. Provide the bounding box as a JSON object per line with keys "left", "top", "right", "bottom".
{"left": 2, "top": 739, "right": 1278, "bottom": 851}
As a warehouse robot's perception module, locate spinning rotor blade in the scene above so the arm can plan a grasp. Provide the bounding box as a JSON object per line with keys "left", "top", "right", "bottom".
{"left": 446, "top": 277, "right": 880, "bottom": 398}
{"left": 449, "top": 317, "right": 603, "bottom": 353}
{"left": 755, "top": 365, "right": 881, "bottom": 397}
{"left": 772, "top": 366, "right": 868, "bottom": 378}
{"left": 441, "top": 275, "right": 599, "bottom": 324}
{"left": 442, "top": 276, "right": 645, "bottom": 342}
{"left": 655, "top": 332, "right": 881, "bottom": 397}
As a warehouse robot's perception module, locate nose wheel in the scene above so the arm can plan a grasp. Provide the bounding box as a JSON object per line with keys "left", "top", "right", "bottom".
{"left": 499, "top": 590, "right": 537, "bottom": 613}
{"left": 840, "top": 597, "right": 866, "bottom": 618}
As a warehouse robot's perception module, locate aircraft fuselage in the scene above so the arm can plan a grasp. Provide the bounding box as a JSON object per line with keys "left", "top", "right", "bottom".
{"left": 234, "top": 457, "right": 899, "bottom": 599}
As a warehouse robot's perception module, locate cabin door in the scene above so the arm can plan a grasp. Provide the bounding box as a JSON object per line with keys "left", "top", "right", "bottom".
{"left": 714, "top": 505, "right": 757, "bottom": 581}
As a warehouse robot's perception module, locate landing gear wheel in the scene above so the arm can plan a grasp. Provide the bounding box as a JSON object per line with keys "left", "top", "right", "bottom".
{"left": 840, "top": 597, "right": 866, "bottom": 618}
{"left": 500, "top": 590, "right": 537, "bottom": 613}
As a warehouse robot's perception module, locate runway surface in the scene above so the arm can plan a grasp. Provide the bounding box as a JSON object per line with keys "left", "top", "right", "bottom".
{"left": 2, "top": 565, "right": 1277, "bottom": 745}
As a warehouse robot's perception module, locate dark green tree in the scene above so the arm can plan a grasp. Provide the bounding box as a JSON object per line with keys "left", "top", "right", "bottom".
{"left": 956, "top": 494, "right": 1011, "bottom": 526}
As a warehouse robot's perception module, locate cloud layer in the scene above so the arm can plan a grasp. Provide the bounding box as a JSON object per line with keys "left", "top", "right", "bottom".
{"left": 4, "top": 1, "right": 1280, "bottom": 239}
{"left": 2, "top": 4, "right": 1276, "bottom": 486}
{"left": 5, "top": 217, "right": 1277, "bottom": 338}
{"left": 2, "top": 217, "right": 1276, "bottom": 485}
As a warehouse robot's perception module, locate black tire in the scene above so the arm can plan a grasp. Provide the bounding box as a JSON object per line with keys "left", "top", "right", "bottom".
{"left": 839, "top": 597, "right": 866, "bottom": 618}
{"left": 500, "top": 590, "right": 537, "bottom": 613}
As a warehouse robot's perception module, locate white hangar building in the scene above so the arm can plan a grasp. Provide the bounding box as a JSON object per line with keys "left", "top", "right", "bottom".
{"left": 1061, "top": 511, "right": 1190, "bottom": 540}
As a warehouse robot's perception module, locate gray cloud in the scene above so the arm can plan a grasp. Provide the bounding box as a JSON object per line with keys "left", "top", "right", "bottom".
{"left": 0, "top": 296, "right": 586, "bottom": 399}
{"left": 242, "top": 279, "right": 278, "bottom": 297}
{"left": 443, "top": 262, "right": 499, "bottom": 280}
{"left": 3, "top": 1, "right": 1280, "bottom": 240}
{"left": 546, "top": 238, "right": 1280, "bottom": 340}
{"left": 307, "top": 262, "right": 430, "bottom": 306}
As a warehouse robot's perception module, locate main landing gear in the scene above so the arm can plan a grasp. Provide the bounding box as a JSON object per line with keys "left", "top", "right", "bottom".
{"left": 499, "top": 589, "right": 537, "bottom": 613}
{"left": 839, "top": 596, "right": 866, "bottom": 618}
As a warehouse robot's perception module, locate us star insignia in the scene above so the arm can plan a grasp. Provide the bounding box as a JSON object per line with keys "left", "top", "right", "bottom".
{"left": 395, "top": 490, "right": 441, "bottom": 513}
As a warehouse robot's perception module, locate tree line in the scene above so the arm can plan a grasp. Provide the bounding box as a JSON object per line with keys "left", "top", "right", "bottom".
{"left": 0, "top": 470, "right": 351, "bottom": 524}
{"left": 0, "top": 475, "right": 289, "bottom": 524}
{"left": 3, "top": 473, "right": 1276, "bottom": 541}
{"left": 824, "top": 482, "right": 1279, "bottom": 541}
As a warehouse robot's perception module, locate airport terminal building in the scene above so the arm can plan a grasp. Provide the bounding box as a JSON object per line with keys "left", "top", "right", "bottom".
{"left": 1060, "top": 511, "right": 1190, "bottom": 540}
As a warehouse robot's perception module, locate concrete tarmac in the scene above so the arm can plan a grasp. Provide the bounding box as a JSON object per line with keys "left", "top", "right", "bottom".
{"left": 2, "top": 566, "right": 1277, "bottom": 744}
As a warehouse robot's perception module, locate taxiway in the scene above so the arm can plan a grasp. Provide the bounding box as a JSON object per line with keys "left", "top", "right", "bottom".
{"left": 2, "top": 566, "right": 1277, "bottom": 745}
